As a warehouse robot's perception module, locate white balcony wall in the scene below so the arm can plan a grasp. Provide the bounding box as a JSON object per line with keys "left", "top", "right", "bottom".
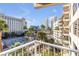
{"left": 69, "top": 3, "right": 79, "bottom": 50}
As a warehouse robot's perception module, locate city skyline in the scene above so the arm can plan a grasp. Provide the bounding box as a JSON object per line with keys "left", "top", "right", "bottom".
{"left": 0, "top": 3, "right": 63, "bottom": 27}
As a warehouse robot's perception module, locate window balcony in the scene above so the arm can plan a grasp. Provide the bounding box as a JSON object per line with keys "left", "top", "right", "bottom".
{"left": 0, "top": 40, "right": 79, "bottom": 56}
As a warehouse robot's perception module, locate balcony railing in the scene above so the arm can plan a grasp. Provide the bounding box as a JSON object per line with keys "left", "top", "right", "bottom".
{"left": 0, "top": 40, "right": 79, "bottom": 56}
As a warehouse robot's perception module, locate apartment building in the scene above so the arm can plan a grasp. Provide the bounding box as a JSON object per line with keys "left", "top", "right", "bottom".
{"left": 51, "top": 19, "right": 62, "bottom": 44}
{"left": 62, "top": 4, "right": 70, "bottom": 41}
{"left": 50, "top": 16, "right": 57, "bottom": 30}
{"left": 53, "top": 30, "right": 62, "bottom": 44}
{"left": 59, "top": 17, "right": 63, "bottom": 36}
{"left": 56, "top": 4, "right": 71, "bottom": 47}
{"left": 0, "top": 13, "right": 27, "bottom": 32}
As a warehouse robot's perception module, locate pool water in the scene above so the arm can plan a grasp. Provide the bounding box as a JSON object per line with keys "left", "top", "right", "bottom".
{"left": 2, "top": 37, "right": 29, "bottom": 51}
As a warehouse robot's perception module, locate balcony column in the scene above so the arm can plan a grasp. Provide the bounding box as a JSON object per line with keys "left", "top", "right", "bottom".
{"left": 70, "top": 24, "right": 76, "bottom": 56}
{"left": 34, "top": 43, "right": 37, "bottom": 56}
{"left": 39, "top": 45, "right": 41, "bottom": 56}
{"left": 70, "top": 41, "right": 76, "bottom": 56}
{"left": 48, "top": 45, "right": 50, "bottom": 56}
{"left": 42, "top": 44, "right": 44, "bottom": 56}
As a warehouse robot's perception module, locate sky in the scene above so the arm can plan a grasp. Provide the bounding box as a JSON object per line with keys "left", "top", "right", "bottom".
{"left": 0, "top": 3, "right": 64, "bottom": 27}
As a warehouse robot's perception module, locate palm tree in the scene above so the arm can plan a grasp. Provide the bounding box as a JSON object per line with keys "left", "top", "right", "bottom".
{"left": 0, "top": 19, "right": 8, "bottom": 52}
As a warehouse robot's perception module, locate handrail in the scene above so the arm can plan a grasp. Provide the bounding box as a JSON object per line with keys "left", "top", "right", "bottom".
{"left": 0, "top": 40, "right": 37, "bottom": 55}
{"left": 36, "top": 40, "right": 79, "bottom": 53}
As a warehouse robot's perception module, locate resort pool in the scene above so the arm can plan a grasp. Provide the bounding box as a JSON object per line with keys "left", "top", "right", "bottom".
{"left": 2, "top": 37, "right": 29, "bottom": 51}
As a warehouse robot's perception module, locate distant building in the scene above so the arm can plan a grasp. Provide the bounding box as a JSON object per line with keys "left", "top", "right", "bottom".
{"left": 50, "top": 16, "right": 57, "bottom": 30}
{"left": 30, "top": 26, "right": 40, "bottom": 31}
{"left": 0, "top": 13, "right": 27, "bottom": 32}
{"left": 45, "top": 18, "right": 49, "bottom": 30}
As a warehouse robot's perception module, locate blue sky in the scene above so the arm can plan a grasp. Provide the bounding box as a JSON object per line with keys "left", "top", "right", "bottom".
{"left": 0, "top": 3, "right": 63, "bottom": 27}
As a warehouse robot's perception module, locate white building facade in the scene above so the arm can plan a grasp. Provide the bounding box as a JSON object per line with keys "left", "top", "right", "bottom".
{"left": 0, "top": 13, "right": 27, "bottom": 32}
{"left": 50, "top": 16, "right": 57, "bottom": 30}
{"left": 69, "top": 3, "right": 79, "bottom": 56}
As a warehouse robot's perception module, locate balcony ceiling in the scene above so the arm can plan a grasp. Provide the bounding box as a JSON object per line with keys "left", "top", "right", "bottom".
{"left": 34, "top": 3, "right": 66, "bottom": 9}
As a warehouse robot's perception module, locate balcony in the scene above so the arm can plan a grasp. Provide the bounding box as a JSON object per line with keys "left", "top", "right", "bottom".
{"left": 63, "top": 26, "right": 69, "bottom": 29}
{"left": 63, "top": 19, "right": 69, "bottom": 21}
{"left": 64, "top": 7, "right": 70, "bottom": 12}
{"left": 34, "top": 3, "right": 62, "bottom": 9}
{"left": 0, "top": 40, "right": 79, "bottom": 56}
{"left": 63, "top": 11, "right": 69, "bottom": 15}
{"left": 63, "top": 6, "right": 70, "bottom": 14}
{"left": 63, "top": 13, "right": 69, "bottom": 18}
{"left": 63, "top": 21, "right": 69, "bottom": 26}
{"left": 64, "top": 4, "right": 70, "bottom": 7}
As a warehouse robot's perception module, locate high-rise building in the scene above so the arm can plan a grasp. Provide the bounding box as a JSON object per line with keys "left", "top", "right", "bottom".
{"left": 58, "top": 4, "right": 70, "bottom": 47}
{"left": 0, "top": 13, "right": 27, "bottom": 32}
{"left": 63, "top": 4, "right": 70, "bottom": 37}
{"left": 45, "top": 18, "right": 49, "bottom": 30}
{"left": 50, "top": 16, "right": 57, "bottom": 30}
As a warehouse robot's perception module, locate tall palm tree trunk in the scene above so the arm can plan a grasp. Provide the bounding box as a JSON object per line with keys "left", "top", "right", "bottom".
{"left": 0, "top": 31, "right": 3, "bottom": 52}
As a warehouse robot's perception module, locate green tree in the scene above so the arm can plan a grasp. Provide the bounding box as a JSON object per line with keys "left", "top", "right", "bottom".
{"left": 0, "top": 19, "right": 8, "bottom": 52}
{"left": 40, "top": 24, "right": 45, "bottom": 31}
{"left": 26, "top": 31, "right": 32, "bottom": 36}
{"left": 29, "top": 26, "right": 35, "bottom": 31}
{"left": 28, "top": 26, "right": 35, "bottom": 35}
{"left": 37, "top": 31, "right": 47, "bottom": 42}
{"left": 10, "top": 42, "right": 22, "bottom": 48}
{"left": 25, "top": 26, "right": 35, "bottom": 37}
{"left": 23, "top": 26, "right": 27, "bottom": 29}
